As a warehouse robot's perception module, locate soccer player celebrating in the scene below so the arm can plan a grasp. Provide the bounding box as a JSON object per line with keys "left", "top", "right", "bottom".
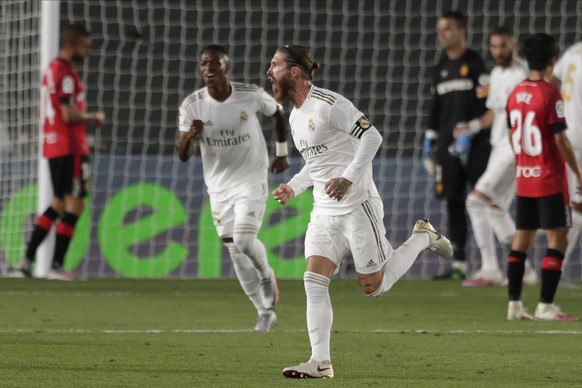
{"left": 268, "top": 45, "right": 453, "bottom": 379}
{"left": 505, "top": 33, "right": 582, "bottom": 321}
{"left": 456, "top": 27, "right": 536, "bottom": 287}
{"left": 16, "top": 24, "right": 105, "bottom": 280}
{"left": 176, "top": 45, "right": 288, "bottom": 332}
{"left": 550, "top": 40, "right": 582, "bottom": 287}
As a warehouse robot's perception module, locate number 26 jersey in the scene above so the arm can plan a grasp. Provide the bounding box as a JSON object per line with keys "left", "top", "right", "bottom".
{"left": 506, "top": 79, "right": 567, "bottom": 198}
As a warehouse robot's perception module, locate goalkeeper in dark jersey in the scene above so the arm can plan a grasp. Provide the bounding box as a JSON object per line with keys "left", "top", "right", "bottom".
{"left": 422, "top": 10, "right": 491, "bottom": 280}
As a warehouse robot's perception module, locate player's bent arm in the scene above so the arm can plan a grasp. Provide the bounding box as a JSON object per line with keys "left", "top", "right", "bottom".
{"left": 556, "top": 131, "right": 582, "bottom": 193}
{"left": 60, "top": 104, "right": 105, "bottom": 126}
{"left": 341, "top": 126, "right": 382, "bottom": 185}
{"left": 273, "top": 183, "right": 294, "bottom": 205}
{"left": 176, "top": 119, "right": 203, "bottom": 162}
{"left": 555, "top": 131, "right": 582, "bottom": 177}
{"left": 287, "top": 164, "right": 313, "bottom": 198}
{"left": 548, "top": 74, "right": 561, "bottom": 89}
{"left": 269, "top": 107, "right": 290, "bottom": 173}
{"left": 454, "top": 109, "right": 494, "bottom": 138}
{"left": 271, "top": 107, "right": 287, "bottom": 145}
{"left": 176, "top": 130, "right": 196, "bottom": 162}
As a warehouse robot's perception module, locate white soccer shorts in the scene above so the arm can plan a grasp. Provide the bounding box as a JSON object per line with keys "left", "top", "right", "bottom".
{"left": 474, "top": 144, "right": 515, "bottom": 210}
{"left": 304, "top": 197, "right": 394, "bottom": 274}
{"left": 209, "top": 182, "right": 268, "bottom": 238}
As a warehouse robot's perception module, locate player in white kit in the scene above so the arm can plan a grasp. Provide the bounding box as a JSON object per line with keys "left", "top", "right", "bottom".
{"left": 454, "top": 27, "right": 536, "bottom": 286}
{"left": 551, "top": 41, "right": 582, "bottom": 286}
{"left": 176, "top": 45, "right": 289, "bottom": 332}
{"left": 268, "top": 45, "right": 453, "bottom": 379}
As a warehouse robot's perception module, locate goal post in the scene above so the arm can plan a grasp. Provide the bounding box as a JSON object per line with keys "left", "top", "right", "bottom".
{"left": 35, "top": 0, "right": 60, "bottom": 277}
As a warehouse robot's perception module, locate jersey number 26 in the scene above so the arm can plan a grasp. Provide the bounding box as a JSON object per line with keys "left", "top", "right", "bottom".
{"left": 510, "top": 109, "right": 542, "bottom": 156}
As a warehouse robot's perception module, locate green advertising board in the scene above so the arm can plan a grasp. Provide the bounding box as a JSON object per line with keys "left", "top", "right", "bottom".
{"left": 0, "top": 182, "right": 312, "bottom": 278}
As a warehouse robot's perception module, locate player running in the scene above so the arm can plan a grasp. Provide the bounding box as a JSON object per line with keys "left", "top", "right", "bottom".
{"left": 268, "top": 44, "right": 453, "bottom": 379}
{"left": 176, "top": 45, "right": 289, "bottom": 332}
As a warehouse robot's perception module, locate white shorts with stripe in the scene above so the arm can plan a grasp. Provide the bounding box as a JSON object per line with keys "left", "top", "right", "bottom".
{"left": 474, "top": 144, "right": 515, "bottom": 210}
{"left": 304, "top": 197, "right": 394, "bottom": 274}
{"left": 568, "top": 147, "right": 582, "bottom": 204}
{"left": 209, "top": 182, "right": 268, "bottom": 238}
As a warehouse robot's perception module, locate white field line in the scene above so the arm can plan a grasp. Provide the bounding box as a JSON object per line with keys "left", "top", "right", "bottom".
{"left": 0, "top": 291, "right": 196, "bottom": 296}
{"left": 0, "top": 328, "right": 581, "bottom": 335}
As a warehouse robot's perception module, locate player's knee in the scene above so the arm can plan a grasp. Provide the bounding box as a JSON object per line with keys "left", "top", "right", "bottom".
{"left": 51, "top": 198, "right": 65, "bottom": 214}
{"left": 64, "top": 197, "right": 84, "bottom": 215}
{"left": 358, "top": 272, "right": 382, "bottom": 295}
{"left": 232, "top": 233, "right": 256, "bottom": 253}
{"left": 466, "top": 192, "right": 487, "bottom": 209}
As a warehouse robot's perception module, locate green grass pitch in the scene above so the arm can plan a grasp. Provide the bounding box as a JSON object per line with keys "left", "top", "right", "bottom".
{"left": 1, "top": 278, "right": 581, "bottom": 387}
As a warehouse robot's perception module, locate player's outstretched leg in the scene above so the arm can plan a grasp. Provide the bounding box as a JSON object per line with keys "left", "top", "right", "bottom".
{"left": 413, "top": 219, "right": 453, "bottom": 259}
{"left": 370, "top": 219, "right": 452, "bottom": 297}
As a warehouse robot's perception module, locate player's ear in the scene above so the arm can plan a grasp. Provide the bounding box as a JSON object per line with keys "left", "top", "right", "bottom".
{"left": 224, "top": 62, "right": 232, "bottom": 75}
{"left": 549, "top": 57, "right": 557, "bottom": 67}
{"left": 290, "top": 66, "right": 301, "bottom": 79}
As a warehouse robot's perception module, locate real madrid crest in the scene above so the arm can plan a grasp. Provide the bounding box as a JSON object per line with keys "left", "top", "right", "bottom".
{"left": 240, "top": 111, "right": 248, "bottom": 123}
{"left": 308, "top": 118, "right": 315, "bottom": 133}
{"left": 459, "top": 64, "right": 469, "bottom": 77}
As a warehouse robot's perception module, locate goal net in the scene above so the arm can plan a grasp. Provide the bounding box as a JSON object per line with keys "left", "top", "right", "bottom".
{"left": 1, "top": 0, "right": 581, "bottom": 279}
{"left": 0, "top": 1, "right": 40, "bottom": 275}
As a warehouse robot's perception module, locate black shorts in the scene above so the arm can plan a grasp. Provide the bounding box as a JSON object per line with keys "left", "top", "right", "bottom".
{"left": 515, "top": 193, "right": 571, "bottom": 230}
{"left": 48, "top": 155, "right": 90, "bottom": 199}
{"left": 437, "top": 130, "right": 491, "bottom": 201}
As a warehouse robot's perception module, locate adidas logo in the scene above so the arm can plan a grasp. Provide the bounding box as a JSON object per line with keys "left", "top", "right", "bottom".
{"left": 366, "top": 260, "right": 375, "bottom": 267}
{"left": 205, "top": 120, "right": 214, "bottom": 126}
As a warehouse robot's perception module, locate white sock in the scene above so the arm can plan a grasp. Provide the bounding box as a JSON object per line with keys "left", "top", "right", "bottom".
{"left": 467, "top": 193, "right": 498, "bottom": 273}
{"left": 233, "top": 232, "right": 270, "bottom": 279}
{"left": 370, "top": 232, "right": 428, "bottom": 297}
{"left": 564, "top": 209, "right": 582, "bottom": 273}
{"left": 226, "top": 243, "right": 268, "bottom": 315}
{"left": 486, "top": 205, "right": 516, "bottom": 247}
{"left": 304, "top": 271, "right": 332, "bottom": 362}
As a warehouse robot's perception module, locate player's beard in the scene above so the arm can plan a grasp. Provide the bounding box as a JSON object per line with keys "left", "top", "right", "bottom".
{"left": 495, "top": 53, "right": 513, "bottom": 68}
{"left": 274, "top": 77, "right": 291, "bottom": 103}
{"left": 72, "top": 54, "right": 85, "bottom": 64}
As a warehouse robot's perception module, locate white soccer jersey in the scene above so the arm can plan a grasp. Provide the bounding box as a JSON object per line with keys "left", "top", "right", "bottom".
{"left": 553, "top": 42, "right": 582, "bottom": 149}
{"left": 486, "top": 56, "right": 528, "bottom": 148}
{"left": 179, "top": 82, "right": 277, "bottom": 199}
{"left": 289, "top": 85, "right": 380, "bottom": 215}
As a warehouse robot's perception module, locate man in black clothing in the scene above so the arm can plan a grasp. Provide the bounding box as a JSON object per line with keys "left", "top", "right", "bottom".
{"left": 422, "top": 10, "right": 491, "bottom": 280}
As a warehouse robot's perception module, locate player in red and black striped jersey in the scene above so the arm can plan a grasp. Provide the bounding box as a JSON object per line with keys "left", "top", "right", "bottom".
{"left": 15, "top": 24, "right": 105, "bottom": 280}
{"left": 505, "top": 33, "right": 582, "bottom": 321}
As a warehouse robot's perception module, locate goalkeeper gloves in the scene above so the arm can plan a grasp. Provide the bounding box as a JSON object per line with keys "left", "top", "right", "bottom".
{"left": 422, "top": 130, "right": 438, "bottom": 176}
{"left": 449, "top": 134, "right": 472, "bottom": 166}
